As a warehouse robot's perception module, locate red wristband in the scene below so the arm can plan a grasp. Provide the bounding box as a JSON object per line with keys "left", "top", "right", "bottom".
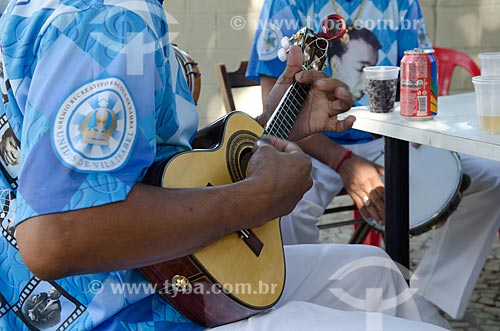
{"left": 334, "top": 149, "right": 353, "bottom": 172}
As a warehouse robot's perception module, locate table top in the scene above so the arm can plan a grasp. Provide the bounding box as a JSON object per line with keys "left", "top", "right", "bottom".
{"left": 341, "top": 93, "right": 500, "bottom": 161}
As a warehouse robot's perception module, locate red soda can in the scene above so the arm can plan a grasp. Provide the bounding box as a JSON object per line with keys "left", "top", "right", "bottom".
{"left": 424, "top": 49, "right": 439, "bottom": 112}
{"left": 400, "top": 49, "right": 438, "bottom": 119}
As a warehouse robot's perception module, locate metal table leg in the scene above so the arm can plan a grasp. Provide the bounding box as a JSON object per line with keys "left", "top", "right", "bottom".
{"left": 384, "top": 137, "right": 410, "bottom": 271}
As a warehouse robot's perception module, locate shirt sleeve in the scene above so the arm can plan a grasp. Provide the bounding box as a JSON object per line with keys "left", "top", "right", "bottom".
{"left": 246, "top": 0, "right": 305, "bottom": 82}
{"left": 15, "top": 5, "right": 165, "bottom": 224}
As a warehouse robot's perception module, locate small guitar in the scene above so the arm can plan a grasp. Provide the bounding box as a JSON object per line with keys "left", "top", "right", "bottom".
{"left": 139, "top": 16, "right": 345, "bottom": 328}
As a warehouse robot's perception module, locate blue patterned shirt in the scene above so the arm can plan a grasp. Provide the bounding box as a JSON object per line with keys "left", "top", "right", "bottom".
{"left": 0, "top": 1, "right": 202, "bottom": 330}
{"left": 247, "top": 0, "right": 432, "bottom": 144}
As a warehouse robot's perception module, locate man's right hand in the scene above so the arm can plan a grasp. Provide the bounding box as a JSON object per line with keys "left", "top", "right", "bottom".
{"left": 245, "top": 136, "right": 312, "bottom": 226}
{"left": 338, "top": 154, "right": 385, "bottom": 225}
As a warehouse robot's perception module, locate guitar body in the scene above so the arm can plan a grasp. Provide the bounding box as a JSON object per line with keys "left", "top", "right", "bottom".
{"left": 140, "top": 21, "right": 337, "bottom": 326}
{"left": 139, "top": 112, "right": 285, "bottom": 327}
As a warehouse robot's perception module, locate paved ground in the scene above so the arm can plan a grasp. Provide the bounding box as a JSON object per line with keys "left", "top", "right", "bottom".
{"left": 318, "top": 198, "right": 500, "bottom": 331}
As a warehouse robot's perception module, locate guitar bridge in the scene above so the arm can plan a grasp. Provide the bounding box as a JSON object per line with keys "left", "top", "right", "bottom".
{"left": 238, "top": 229, "right": 263, "bottom": 257}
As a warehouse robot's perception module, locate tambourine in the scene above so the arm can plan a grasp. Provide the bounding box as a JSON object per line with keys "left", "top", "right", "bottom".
{"left": 172, "top": 45, "right": 201, "bottom": 104}
{"left": 363, "top": 146, "right": 466, "bottom": 236}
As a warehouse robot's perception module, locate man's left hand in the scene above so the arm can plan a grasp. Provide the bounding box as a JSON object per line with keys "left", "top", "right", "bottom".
{"left": 263, "top": 45, "right": 355, "bottom": 141}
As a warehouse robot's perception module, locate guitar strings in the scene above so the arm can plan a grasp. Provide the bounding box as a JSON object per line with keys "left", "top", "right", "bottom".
{"left": 271, "top": 82, "right": 308, "bottom": 137}
{"left": 265, "top": 35, "right": 325, "bottom": 139}
{"left": 265, "top": 31, "right": 329, "bottom": 139}
{"left": 266, "top": 81, "right": 309, "bottom": 140}
{"left": 265, "top": 82, "right": 296, "bottom": 138}
{"left": 266, "top": 82, "right": 300, "bottom": 138}
{"left": 303, "top": 38, "right": 329, "bottom": 71}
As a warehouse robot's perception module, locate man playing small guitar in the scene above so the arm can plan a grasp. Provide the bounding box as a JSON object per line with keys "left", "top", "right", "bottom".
{"left": 0, "top": 1, "right": 448, "bottom": 330}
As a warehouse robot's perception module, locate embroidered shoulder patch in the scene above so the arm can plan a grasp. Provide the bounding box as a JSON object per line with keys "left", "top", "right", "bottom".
{"left": 52, "top": 78, "right": 137, "bottom": 172}
{"left": 257, "top": 22, "right": 284, "bottom": 61}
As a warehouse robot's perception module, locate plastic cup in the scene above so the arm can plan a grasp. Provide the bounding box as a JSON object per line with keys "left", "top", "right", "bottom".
{"left": 363, "top": 66, "right": 400, "bottom": 113}
{"left": 478, "top": 52, "right": 500, "bottom": 76}
{"left": 472, "top": 76, "right": 500, "bottom": 134}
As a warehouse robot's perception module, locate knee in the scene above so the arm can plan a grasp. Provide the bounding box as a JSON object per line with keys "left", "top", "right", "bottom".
{"left": 347, "top": 245, "right": 406, "bottom": 279}
{"left": 464, "top": 159, "right": 500, "bottom": 193}
{"left": 349, "top": 244, "right": 390, "bottom": 260}
{"left": 480, "top": 162, "right": 500, "bottom": 188}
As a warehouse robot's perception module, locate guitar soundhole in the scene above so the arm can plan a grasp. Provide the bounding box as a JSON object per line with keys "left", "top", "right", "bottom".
{"left": 227, "top": 131, "right": 259, "bottom": 182}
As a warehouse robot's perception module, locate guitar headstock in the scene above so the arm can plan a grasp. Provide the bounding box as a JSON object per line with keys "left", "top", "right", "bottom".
{"left": 278, "top": 14, "right": 347, "bottom": 72}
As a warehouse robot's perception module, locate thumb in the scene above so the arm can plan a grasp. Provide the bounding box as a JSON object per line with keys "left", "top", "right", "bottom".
{"left": 265, "top": 45, "right": 305, "bottom": 113}
{"left": 376, "top": 164, "right": 385, "bottom": 176}
{"left": 266, "top": 135, "right": 303, "bottom": 153}
{"left": 324, "top": 115, "right": 356, "bottom": 133}
{"left": 282, "top": 45, "right": 304, "bottom": 79}
{"left": 257, "top": 136, "right": 303, "bottom": 153}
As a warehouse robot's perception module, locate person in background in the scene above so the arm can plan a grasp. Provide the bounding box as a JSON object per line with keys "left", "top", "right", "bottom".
{"left": 0, "top": 0, "right": 449, "bottom": 330}
{"left": 248, "top": 0, "right": 500, "bottom": 326}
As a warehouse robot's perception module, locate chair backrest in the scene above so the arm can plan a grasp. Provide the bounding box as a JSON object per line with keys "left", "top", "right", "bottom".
{"left": 173, "top": 45, "right": 202, "bottom": 104}
{"left": 433, "top": 47, "right": 481, "bottom": 96}
{"left": 215, "top": 61, "right": 260, "bottom": 114}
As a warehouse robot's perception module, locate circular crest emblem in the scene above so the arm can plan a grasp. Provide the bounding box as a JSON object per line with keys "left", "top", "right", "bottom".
{"left": 52, "top": 78, "right": 137, "bottom": 172}
{"left": 257, "top": 22, "right": 284, "bottom": 61}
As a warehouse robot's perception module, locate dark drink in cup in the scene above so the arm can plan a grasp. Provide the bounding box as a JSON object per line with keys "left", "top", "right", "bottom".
{"left": 366, "top": 78, "right": 398, "bottom": 113}
{"left": 363, "top": 66, "right": 400, "bottom": 113}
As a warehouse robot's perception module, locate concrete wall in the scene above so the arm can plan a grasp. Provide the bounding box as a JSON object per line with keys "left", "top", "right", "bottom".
{"left": 165, "top": 0, "right": 500, "bottom": 128}
{"left": 420, "top": 0, "right": 500, "bottom": 97}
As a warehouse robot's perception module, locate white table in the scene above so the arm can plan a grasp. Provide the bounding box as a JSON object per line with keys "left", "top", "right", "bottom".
{"left": 340, "top": 93, "right": 500, "bottom": 268}
{"left": 346, "top": 93, "right": 500, "bottom": 160}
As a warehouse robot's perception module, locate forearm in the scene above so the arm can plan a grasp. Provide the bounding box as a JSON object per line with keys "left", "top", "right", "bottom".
{"left": 297, "top": 133, "right": 349, "bottom": 170}
{"left": 16, "top": 181, "right": 270, "bottom": 280}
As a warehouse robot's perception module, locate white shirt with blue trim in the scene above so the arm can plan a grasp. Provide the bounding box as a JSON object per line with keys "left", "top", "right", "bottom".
{"left": 247, "top": 0, "right": 432, "bottom": 144}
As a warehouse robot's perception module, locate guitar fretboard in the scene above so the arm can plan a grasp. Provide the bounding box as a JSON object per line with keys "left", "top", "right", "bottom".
{"left": 264, "top": 81, "right": 310, "bottom": 140}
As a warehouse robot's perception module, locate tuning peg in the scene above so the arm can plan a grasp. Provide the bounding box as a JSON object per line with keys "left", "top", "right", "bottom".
{"left": 280, "top": 37, "right": 290, "bottom": 49}
{"left": 278, "top": 48, "right": 288, "bottom": 62}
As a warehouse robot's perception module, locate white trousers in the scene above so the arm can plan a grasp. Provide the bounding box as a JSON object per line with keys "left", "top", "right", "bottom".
{"left": 210, "top": 244, "right": 447, "bottom": 330}
{"left": 279, "top": 139, "right": 500, "bottom": 319}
